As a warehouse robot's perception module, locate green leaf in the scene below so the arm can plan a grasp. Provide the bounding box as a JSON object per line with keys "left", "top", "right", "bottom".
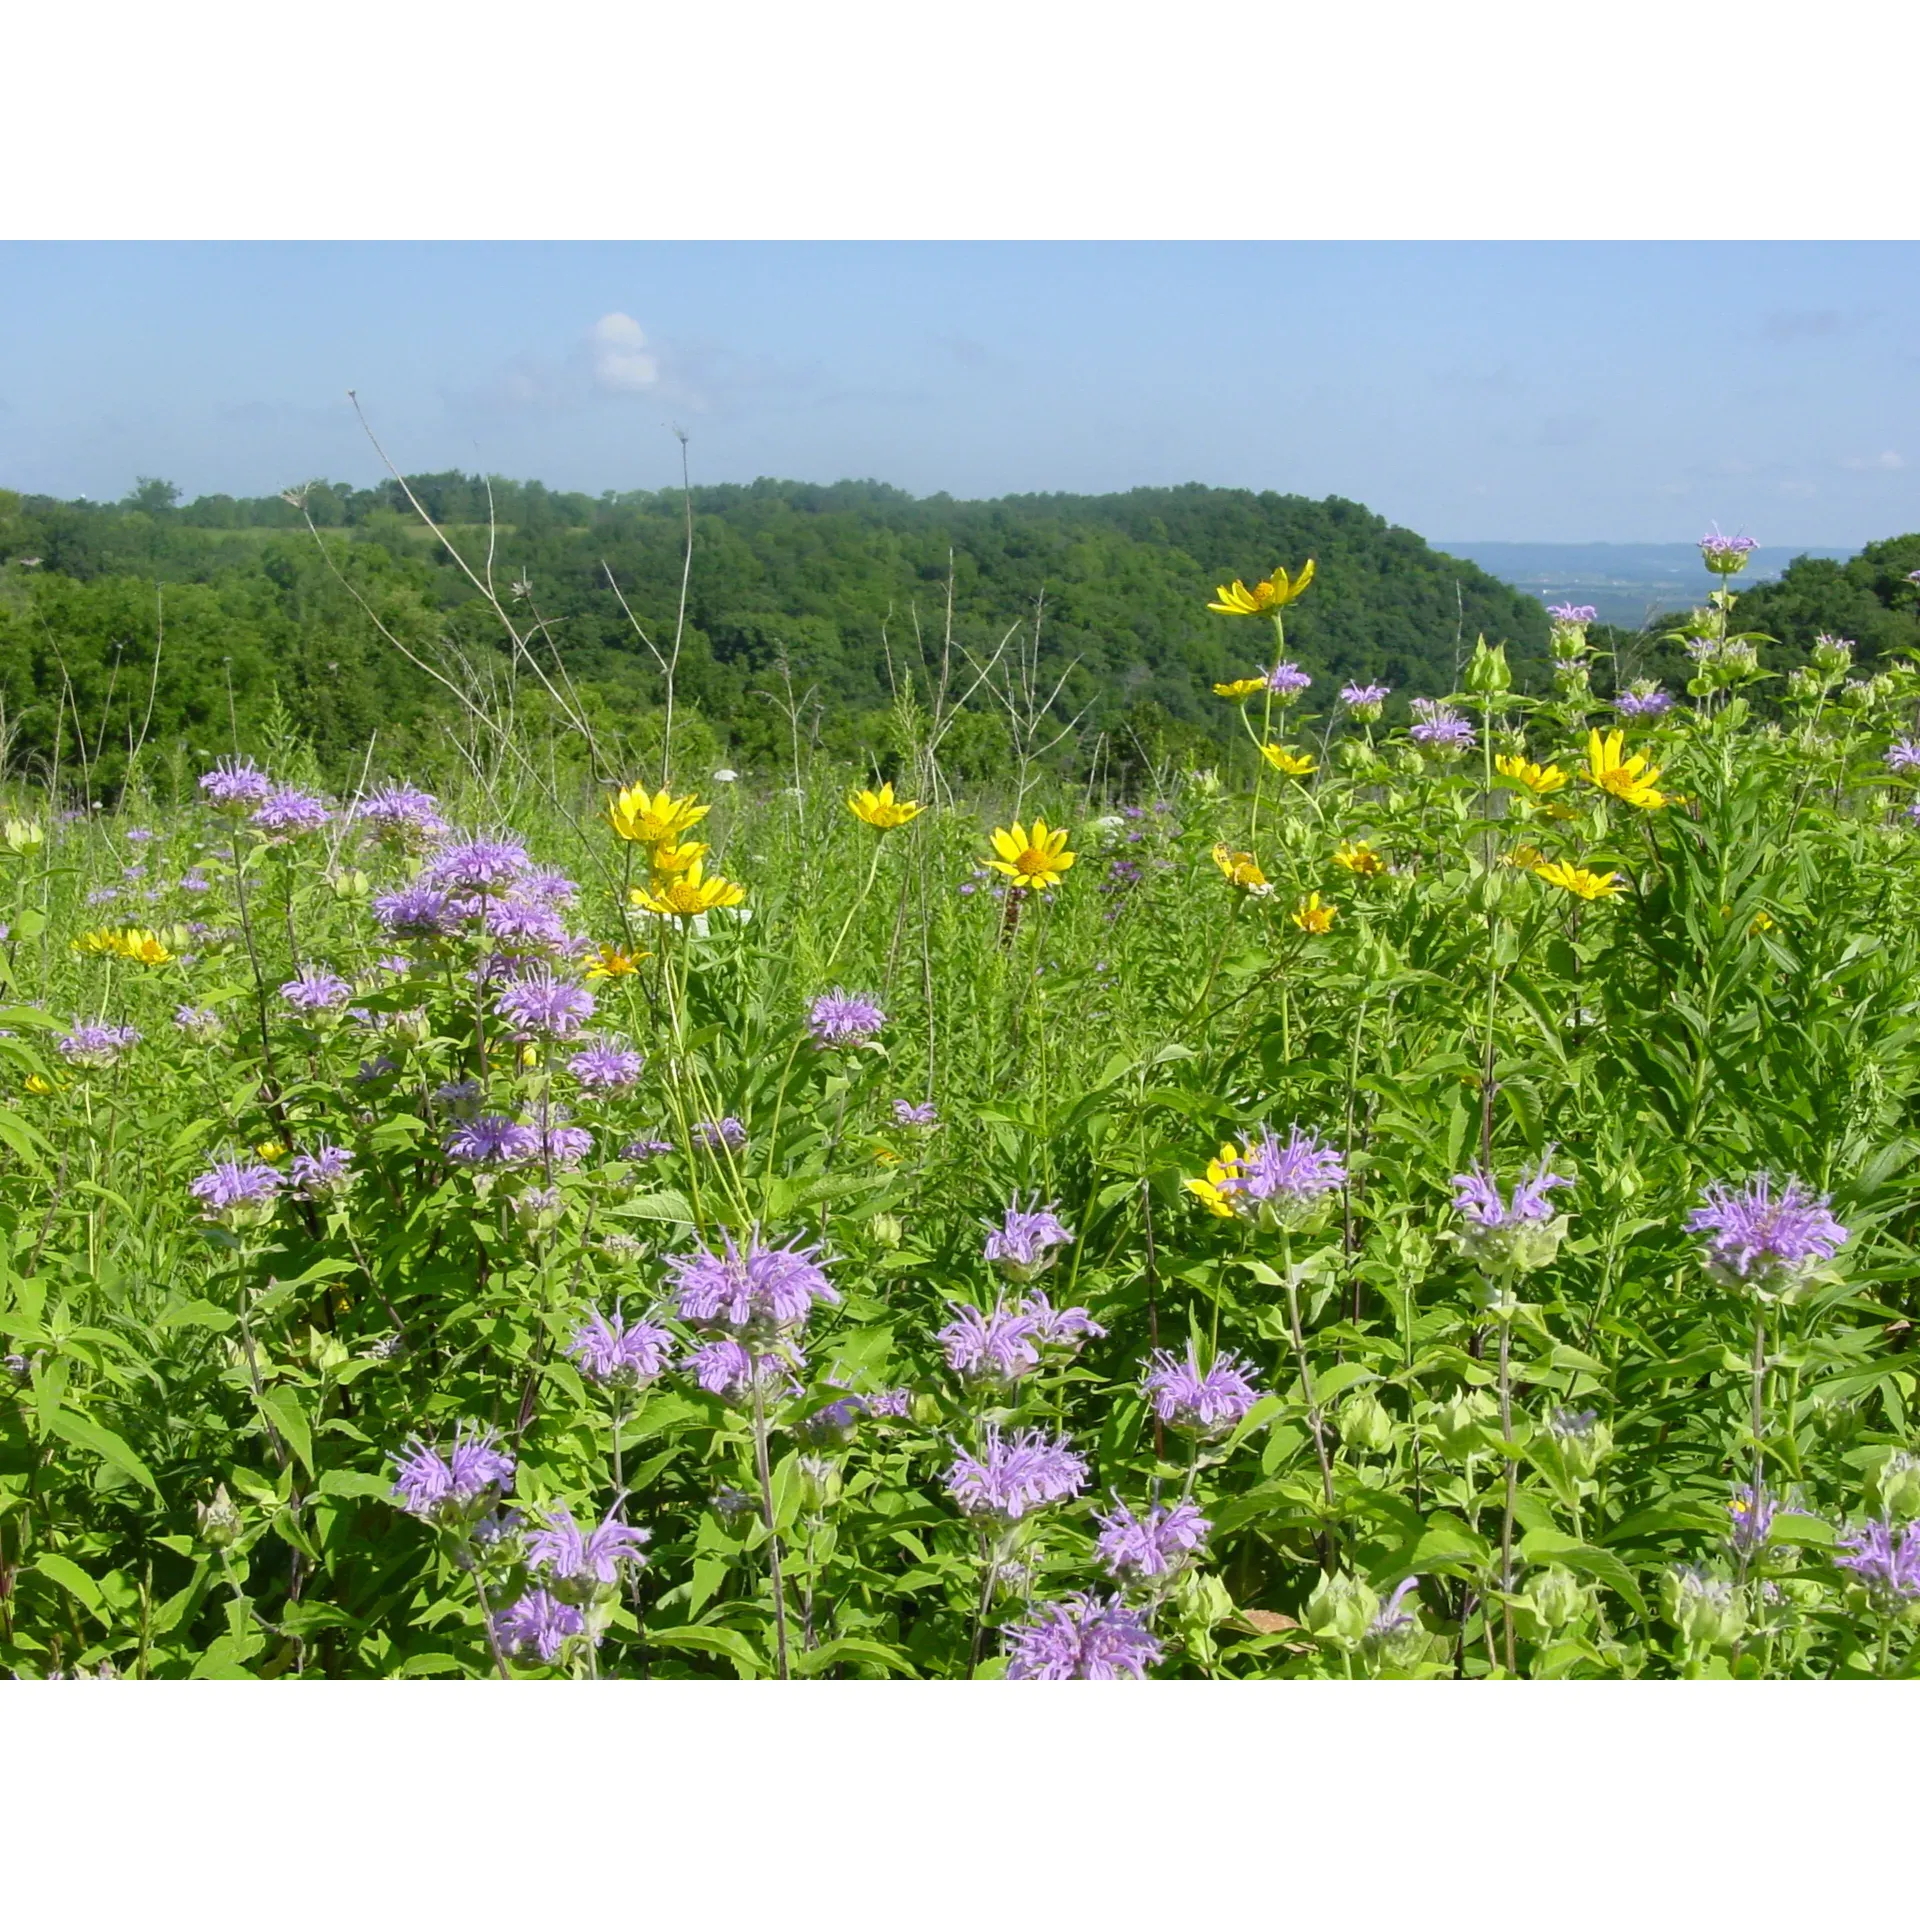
{"left": 46, "top": 1408, "right": 158, "bottom": 1493}
{"left": 794, "top": 1636, "right": 918, "bottom": 1677}
{"left": 30, "top": 1552, "right": 107, "bottom": 1621}
{"left": 260, "top": 1386, "right": 314, "bottom": 1475}
{"left": 317, "top": 1469, "right": 393, "bottom": 1503}
{"left": 646, "top": 1624, "right": 769, "bottom": 1677}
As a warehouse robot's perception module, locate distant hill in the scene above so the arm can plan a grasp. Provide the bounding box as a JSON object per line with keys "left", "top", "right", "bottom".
{"left": 0, "top": 475, "right": 1552, "bottom": 796}
{"left": 1438, "top": 540, "right": 1856, "bottom": 631}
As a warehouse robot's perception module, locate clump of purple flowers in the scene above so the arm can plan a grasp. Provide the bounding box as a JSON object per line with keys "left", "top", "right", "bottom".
{"left": 188, "top": 1154, "right": 285, "bottom": 1224}
{"left": 371, "top": 885, "right": 462, "bottom": 942}
{"left": 423, "top": 834, "right": 532, "bottom": 897}
{"left": 944, "top": 1427, "right": 1088, "bottom": 1522}
{"left": 1547, "top": 603, "right": 1597, "bottom": 625}
{"left": 57, "top": 1021, "right": 141, "bottom": 1069}
{"left": 892, "top": 1099, "right": 938, "bottom": 1129}
{"left": 667, "top": 1231, "right": 839, "bottom": 1343}
{"left": 983, "top": 1200, "right": 1074, "bottom": 1282}
{"left": 1409, "top": 698, "right": 1476, "bottom": 756}
{"left": 621, "top": 1137, "right": 676, "bottom": 1162}
{"left": 1024, "top": 1291, "right": 1106, "bottom": 1356}
{"left": 251, "top": 786, "right": 331, "bottom": 838}
{"left": 1094, "top": 1499, "right": 1210, "bottom": 1584}
{"left": 1835, "top": 1520, "right": 1920, "bottom": 1614}
{"left": 939, "top": 1301, "right": 1041, "bottom": 1383}
{"left": 389, "top": 1425, "right": 516, "bottom": 1526}
{"left": 1367, "top": 1576, "right": 1424, "bottom": 1648}
{"left": 492, "top": 1589, "right": 587, "bottom": 1666}
{"left": 1339, "top": 682, "right": 1391, "bottom": 721}
{"left": 808, "top": 991, "right": 887, "bottom": 1050}
{"left": 1699, "top": 531, "right": 1759, "bottom": 572}
{"left": 354, "top": 781, "right": 448, "bottom": 846}
{"left": 279, "top": 967, "right": 352, "bottom": 1016}
{"left": 682, "top": 1338, "right": 795, "bottom": 1405}
{"left": 199, "top": 757, "right": 274, "bottom": 811}
{"left": 1615, "top": 683, "right": 1675, "bottom": 718}
{"left": 1885, "top": 739, "right": 1920, "bottom": 776}
{"left": 1728, "top": 1482, "right": 1781, "bottom": 1561}
{"left": 287, "top": 1143, "right": 355, "bottom": 1199}
{"left": 494, "top": 967, "right": 595, "bottom": 1040}
{"left": 692, "top": 1115, "right": 747, "bottom": 1152}
{"left": 1003, "top": 1591, "right": 1163, "bottom": 1680}
{"left": 1450, "top": 1150, "right": 1572, "bottom": 1279}
{"left": 173, "top": 1004, "right": 224, "bottom": 1042}
{"left": 1230, "top": 1124, "right": 1348, "bottom": 1222}
{"left": 1265, "top": 660, "right": 1312, "bottom": 701}
{"left": 1687, "top": 1172, "right": 1848, "bottom": 1300}
{"left": 1143, "top": 1346, "right": 1262, "bottom": 1440}
{"left": 567, "top": 1308, "right": 674, "bottom": 1389}
{"left": 569, "top": 1040, "right": 645, "bottom": 1094}
{"left": 524, "top": 1505, "right": 650, "bottom": 1603}
{"left": 445, "top": 1114, "right": 540, "bottom": 1167}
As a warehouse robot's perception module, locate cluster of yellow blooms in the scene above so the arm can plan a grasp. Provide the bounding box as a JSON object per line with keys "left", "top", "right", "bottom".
{"left": 72, "top": 927, "right": 173, "bottom": 965}
{"left": 608, "top": 785, "right": 748, "bottom": 919}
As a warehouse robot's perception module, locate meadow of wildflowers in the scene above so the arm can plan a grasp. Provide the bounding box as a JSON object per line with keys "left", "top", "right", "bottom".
{"left": 7, "top": 539, "right": 1920, "bottom": 1681}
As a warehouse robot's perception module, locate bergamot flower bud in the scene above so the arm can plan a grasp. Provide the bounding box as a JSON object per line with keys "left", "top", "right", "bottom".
{"left": 1337, "top": 1392, "right": 1395, "bottom": 1455}
{"left": 1305, "top": 1570, "right": 1379, "bottom": 1652}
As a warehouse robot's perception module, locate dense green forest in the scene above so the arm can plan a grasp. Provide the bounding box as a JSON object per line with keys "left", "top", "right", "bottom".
{"left": 4, "top": 471, "right": 1917, "bottom": 801}
{"left": 0, "top": 474, "right": 1548, "bottom": 798}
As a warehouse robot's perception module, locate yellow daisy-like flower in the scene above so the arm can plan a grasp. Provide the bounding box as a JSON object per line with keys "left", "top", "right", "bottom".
{"left": 984, "top": 819, "right": 1076, "bottom": 891}
{"left": 630, "top": 857, "right": 749, "bottom": 918}
{"left": 1505, "top": 843, "right": 1547, "bottom": 873}
{"left": 1291, "top": 891, "right": 1338, "bottom": 933}
{"left": 1750, "top": 910, "right": 1776, "bottom": 935}
{"left": 1211, "top": 843, "right": 1271, "bottom": 894}
{"left": 647, "top": 838, "right": 709, "bottom": 878}
{"left": 607, "top": 783, "right": 711, "bottom": 847}
{"left": 583, "top": 943, "right": 649, "bottom": 980}
{"left": 1332, "top": 840, "right": 1387, "bottom": 877}
{"left": 256, "top": 1140, "right": 289, "bottom": 1164}
{"left": 72, "top": 928, "right": 124, "bottom": 957}
{"left": 847, "top": 782, "right": 924, "bottom": 831}
{"left": 121, "top": 929, "right": 173, "bottom": 966}
{"left": 1212, "top": 677, "right": 1269, "bottom": 701}
{"left": 1533, "top": 860, "right": 1625, "bottom": 902}
{"left": 1582, "top": 729, "right": 1668, "bottom": 809}
{"left": 1260, "top": 743, "right": 1316, "bottom": 778}
{"left": 1185, "top": 1142, "right": 1249, "bottom": 1218}
{"left": 1495, "top": 753, "right": 1569, "bottom": 797}
{"left": 24, "top": 1073, "right": 55, "bottom": 1096}
{"left": 1206, "top": 559, "right": 1316, "bottom": 616}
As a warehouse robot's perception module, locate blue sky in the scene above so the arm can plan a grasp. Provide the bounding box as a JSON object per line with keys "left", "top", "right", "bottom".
{"left": 3, "top": 242, "right": 1916, "bottom": 547}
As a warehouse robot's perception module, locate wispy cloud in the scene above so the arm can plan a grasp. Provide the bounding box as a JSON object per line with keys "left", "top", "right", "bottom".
{"left": 1838, "top": 449, "right": 1905, "bottom": 472}
{"left": 588, "top": 313, "right": 659, "bottom": 393}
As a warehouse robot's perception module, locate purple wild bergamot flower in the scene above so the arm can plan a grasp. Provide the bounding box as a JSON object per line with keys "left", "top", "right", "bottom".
{"left": 568, "top": 1308, "right": 675, "bottom": 1389}
{"left": 514, "top": 866, "right": 578, "bottom": 911}
{"left": 286, "top": 1143, "right": 355, "bottom": 1199}
{"left": 1728, "top": 1482, "right": 1782, "bottom": 1561}
{"left": 1699, "top": 531, "right": 1759, "bottom": 573}
{"left": 445, "top": 1114, "right": 540, "bottom": 1167}
{"left": 494, "top": 967, "right": 595, "bottom": 1039}
{"left": 1265, "top": 660, "right": 1312, "bottom": 701}
{"left": 173, "top": 1004, "right": 224, "bottom": 1041}
{"left": 1886, "top": 739, "right": 1920, "bottom": 776}
{"left": 389, "top": 1424, "right": 516, "bottom": 1525}
{"left": 279, "top": 967, "right": 353, "bottom": 1016}
{"left": 983, "top": 1200, "right": 1074, "bottom": 1282}
{"left": 1003, "top": 1591, "right": 1163, "bottom": 1680}
{"left": 1224, "top": 1124, "right": 1347, "bottom": 1222}
{"left": 1021, "top": 1291, "right": 1106, "bottom": 1355}
{"left": 892, "top": 1099, "right": 939, "bottom": 1129}
{"left": 199, "top": 757, "right": 275, "bottom": 811}
{"left": 1142, "top": 1345, "right": 1262, "bottom": 1440}
{"left": 1687, "top": 1172, "right": 1848, "bottom": 1300}
{"left": 188, "top": 1154, "right": 285, "bottom": 1225}
{"left": 692, "top": 1116, "right": 747, "bottom": 1152}
{"left": 353, "top": 781, "right": 448, "bottom": 845}
{"left": 1835, "top": 1520, "right": 1920, "bottom": 1614}
{"left": 250, "top": 786, "right": 331, "bottom": 837}
{"left": 938, "top": 1301, "right": 1042, "bottom": 1384}
{"left": 524, "top": 1505, "right": 650, "bottom": 1602}
{"left": 864, "top": 1387, "right": 913, "bottom": 1420}
{"left": 57, "top": 1021, "right": 141, "bottom": 1069}
{"left": 538, "top": 1118, "right": 594, "bottom": 1165}
{"left": 482, "top": 897, "right": 571, "bottom": 953}
{"left": 1547, "top": 603, "right": 1597, "bottom": 625}
{"left": 1339, "top": 682, "right": 1392, "bottom": 721}
{"left": 492, "top": 1589, "right": 587, "bottom": 1666}
{"left": 681, "top": 1338, "right": 796, "bottom": 1405}
{"left": 1408, "top": 698, "right": 1476, "bottom": 756}
{"left": 944, "top": 1427, "right": 1088, "bottom": 1522}
{"left": 1449, "top": 1150, "right": 1572, "bottom": 1279}
{"left": 1094, "top": 1499, "right": 1211, "bottom": 1583}
{"left": 808, "top": 990, "right": 887, "bottom": 1050}
{"left": 1614, "top": 683, "right": 1675, "bottom": 718}
{"left": 569, "top": 1039, "right": 645, "bottom": 1094}
{"left": 1366, "top": 1575, "right": 1424, "bottom": 1647}
{"left": 667, "top": 1231, "right": 839, "bottom": 1342}
{"left": 422, "top": 833, "right": 532, "bottom": 897}
{"left": 621, "top": 1137, "right": 676, "bottom": 1162}
{"left": 371, "top": 885, "right": 463, "bottom": 941}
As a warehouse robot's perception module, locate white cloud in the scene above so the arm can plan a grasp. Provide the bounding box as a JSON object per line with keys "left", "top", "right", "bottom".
{"left": 589, "top": 313, "right": 659, "bottom": 393}
{"left": 1839, "top": 449, "right": 1905, "bottom": 472}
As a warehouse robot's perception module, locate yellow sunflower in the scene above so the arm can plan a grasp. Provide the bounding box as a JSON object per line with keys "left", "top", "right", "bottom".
{"left": 1533, "top": 860, "right": 1625, "bottom": 902}
{"left": 607, "top": 783, "right": 710, "bottom": 847}
{"left": 1213, "top": 677, "right": 1269, "bottom": 701}
{"left": 1291, "top": 891, "right": 1338, "bottom": 933}
{"left": 847, "top": 782, "right": 924, "bottom": 831}
{"left": 1185, "top": 1142, "right": 1249, "bottom": 1218}
{"left": 630, "top": 857, "right": 749, "bottom": 918}
{"left": 1582, "top": 729, "right": 1668, "bottom": 809}
{"left": 583, "top": 944, "right": 649, "bottom": 980}
{"left": 984, "top": 819, "right": 1076, "bottom": 891}
{"left": 1332, "top": 840, "right": 1387, "bottom": 877}
{"left": 1495, "top": 754, "right": 1569, "bottom": 797}
{"left": 1260, "top": 744, "right": 1317, "bottom": 778}
{"left": 1206, "top": 559, "right": 1316, "bottom": 616}
{"left": 1211, "top": 843, "right": 1271, "bottom": 894}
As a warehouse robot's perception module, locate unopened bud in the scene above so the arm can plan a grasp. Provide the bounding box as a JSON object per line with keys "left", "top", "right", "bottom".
{"left": 1337, "top": 1391, "right": 1395, "bottom": 1455}
{"left": 1877, "top": 1450, "right": 1920, "bottom": 1522}
{"left": 1305, "top": 1570, "right": 1379, "bottom": 1653}
{"left": 1526, "top": 1562, "right": 1588, "bottom": 1633}
{"left": 1465, "top": 635, "right": 1512, "bottom": 695}
{"left": 195, "top": 1484, "right": 245, "bottom": 1549}
{"left": 1662, "top": 1565, "right": 1747, "bottom": 1649}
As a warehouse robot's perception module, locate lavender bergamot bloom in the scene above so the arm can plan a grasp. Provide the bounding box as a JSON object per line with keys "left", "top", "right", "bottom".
{"left": 371, "top": 885, "right": 463, "bottom": 941}
{"left": 569, "top": 1041, "right": 645, "bottom": 1094}
{"left": 1835, "top": 1520, "right": 1920, "bottom": 1614}
{"left": 188, "top": 1154, "right": 285, "bottom": 1226}
{"left": 279, "top": 968, "right": 353, "bottom": 1016}
{"left": 1450, "top": 1150, "right": 1572, "bottom": 1280}
{"left": 692, "top": 1116, "right": 747, "bottom": 1152}
{"left": 423, "top": 834, "right": 533, "bottom": 896}
{"left": 1265, "top": 660, "right": 1312, "bottom": 701}
{"left": 568, "top": 1308, "right": 675, "bottom": 1389}
{"left": 389, "top": 1425, "right": 515, "bottom": 1526}
{"left": 1339, "top": 682, "right": 1391, "bottom": 721}
{"left": 199, "top": 757, "right": 274, "bottom": 811}
{"left": 493, "top": 1589, "right": 587, "bottom": 1666}
{"left": 808, "top": 991, "right": 887, "bottom": 1050}
{"left": 1003, "top": 1591, "right": 1163, "bottom": 1680}
{"left": 681, "top": 1338, "right": 796, "bottom": 1405}
{"left": 57, "top": 1022, "right": 141, "bottom": 1069}
{"left": 938, "top": 1301, "right": 1043, "bottom": 1384}
{"left": 354, "top": 781, "right": 448, "bottom": 845}
{"left": 524, "top": 1505, "right": 650, "bottom": 1602}
{"left": 1094, "top": 1499, "right": 1211, "bottom": 1584}
{"left": 983, "top": 1201, "right": 1074, "bottom": 1282}
{"left": 250, "top": 786, "right": 330, "bottom": 837}
{"left": 667, "top": 1231, "right": 839, "bottom": 1343}
{"left": 1886, "top": 739, "right": 1920, "bottom": 776}
{"left": 944, "top": 1427, "right": 1088, "bottom": 1522}
{"left": 1615, "top": 683, "right": 1675, "bottom": 718}
{"left": 445, "top": 1115, "right": 540, "bottom": 1167}
{"left": 1142, "top": 1346, "right": 1262, "bottom": 1440}
{"left": 892, "top": 1099, "right": 939, "bottom": 1129}
{"left": 286, "top": 1143, "right": 355, "bottom": 1199}
{"left": 1687, "top": 1172, "right": 1848, "bottom": 1301}
{"left": 1409, "top": 698, "right": 1475, "bottom": 756}
{"left": 494, "top": 967, "right": 595, "bottom": 1040}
